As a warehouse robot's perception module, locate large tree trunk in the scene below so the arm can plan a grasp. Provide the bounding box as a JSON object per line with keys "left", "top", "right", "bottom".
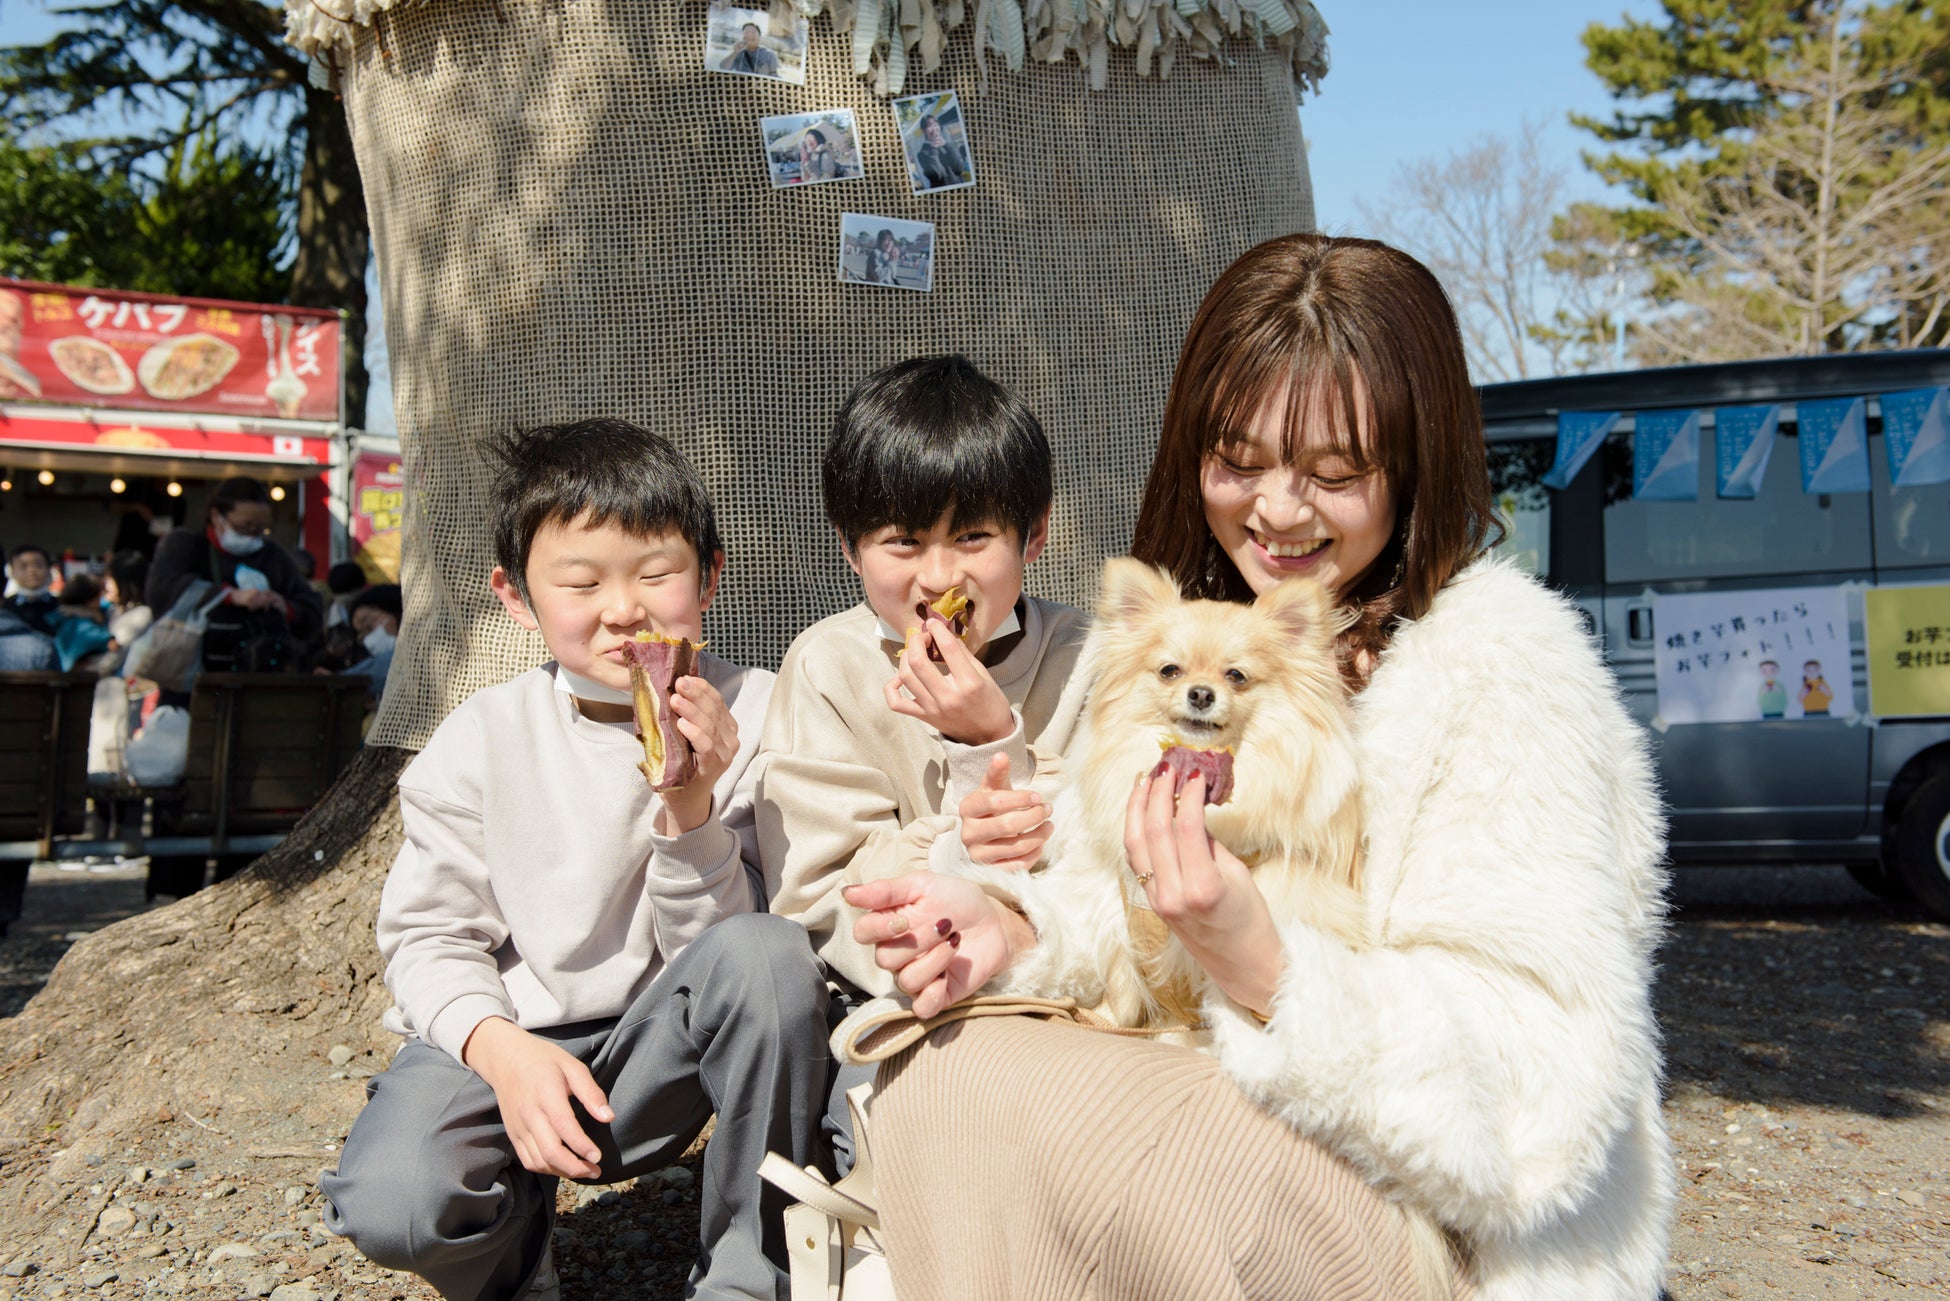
{"left": 292, "top": 82, "right": 371, "bottom": 428}
{"left": 0, "top": 749, "right": 406, "bottom": 1243}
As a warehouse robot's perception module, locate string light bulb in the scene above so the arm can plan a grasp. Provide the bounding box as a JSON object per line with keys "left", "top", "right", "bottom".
{"left": 110, "top": 477, "right": 127, "bottom": 494}
{"left": 0, "top": 478, "right": 11, "bottom": 492}
{"left": 166, "top": 481, "right": 183, "bottom": 497}
{"left": 269, "top": 484, "right": 287, "bottom": 502}
{"left": 37, "top": 469, "right": 54, "bottom": 485}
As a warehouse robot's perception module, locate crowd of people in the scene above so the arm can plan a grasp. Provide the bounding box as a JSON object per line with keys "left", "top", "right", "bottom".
{"left": 2, "top": 475, "right": 404, "bottom": 806}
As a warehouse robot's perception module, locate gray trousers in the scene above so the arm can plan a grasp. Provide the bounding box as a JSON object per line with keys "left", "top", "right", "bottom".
{"left": 320, "top": 913, "right": 829, "bottom": 1301}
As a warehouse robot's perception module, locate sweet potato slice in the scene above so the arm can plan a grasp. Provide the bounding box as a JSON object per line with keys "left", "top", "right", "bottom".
{"left": 623, "top": 631, "right": 703, "bottom": 791}
{"left": 912, "top": 586, "right": 972, "bottom": 662}
{"left": 1151, "top": 743, "right": 1235, "bottom": 806}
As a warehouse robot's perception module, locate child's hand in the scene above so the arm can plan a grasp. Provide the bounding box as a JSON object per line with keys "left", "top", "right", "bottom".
{"left": 959, "top": 753, "right": 1050, "bottom": 873}
{"left": 462, "top": 1016, "right": 614, "bottom": 1180}
{"left": 658, "top": 676, "right": 739, "bottom": 834}
{"left": 884, "top": 621, "right": 1014, "bottom": 746}
{"left": 843, "top": 873, "right": 1035, "bottom": 1018}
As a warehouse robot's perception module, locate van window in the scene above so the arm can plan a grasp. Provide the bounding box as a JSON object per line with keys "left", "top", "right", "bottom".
{"left": 1487, "top": 438, "right": 1552, "bottom": 577}
{"left": 1871, "top": 435, "right": 1950, "bottom": 568}
{"left": 1603, "top": 428, "right": 1872, "bottom": 584}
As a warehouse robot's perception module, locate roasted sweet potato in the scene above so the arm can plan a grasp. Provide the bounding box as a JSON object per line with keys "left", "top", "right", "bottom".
{"left": 912, "top": 586, "right": 972, "bottom": 662}
{"left": 1151, "top": 742, "right": 1235, "bottom": 806}
{"left": 623, "top": 631, "right": 703, "bottom": 791}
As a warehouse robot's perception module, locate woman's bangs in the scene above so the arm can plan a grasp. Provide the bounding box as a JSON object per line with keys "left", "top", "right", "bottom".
{"left": 1196, "top": 329, "right": 1302, "bottom": 459}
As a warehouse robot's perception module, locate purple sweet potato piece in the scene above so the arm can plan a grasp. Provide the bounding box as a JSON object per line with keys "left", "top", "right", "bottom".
{"left": 624, "top": 633, "right": 702, "bottom": 791}
{"left": 1150, "top": 745, "right": 1235, "bottom": 806}
{"left": 912, "top": 587, "right": 972, "bottom": 662}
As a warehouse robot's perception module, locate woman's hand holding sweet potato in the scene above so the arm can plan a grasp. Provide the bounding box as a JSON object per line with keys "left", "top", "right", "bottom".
{"left": 1124, "top": 769, "right": 1285, "bottom": 1018}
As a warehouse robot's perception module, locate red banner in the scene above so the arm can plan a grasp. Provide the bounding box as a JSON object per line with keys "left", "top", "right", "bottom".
{"left": 350, "top": 449, "right": 405, "bottom": 581}
{"left": 0, "top": 408, "right": 333, "bottom": 465}
{"left": 0, "top": 279, "right": 342, "bottom": 423}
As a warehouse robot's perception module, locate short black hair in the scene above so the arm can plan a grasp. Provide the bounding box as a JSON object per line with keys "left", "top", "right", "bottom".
{"left": 486, "top": 418, "right": 722, "bottom": 602}
{"left": 58, "top": 574, "right": 101, "bottom": 608}
{"left": 326, "top": 561, "right": 369, "bottom": 595}
{"left": 208, "top": 477, "right": 271, "bottom": 515}
{"left": 823, "top": 355, "right": 1052, "bottom": 549}
{"left": 350, "top": 582, "right": 403, "bottom": 622}
{"left": 7, "top": 541, "right": 49, "bottom": 567}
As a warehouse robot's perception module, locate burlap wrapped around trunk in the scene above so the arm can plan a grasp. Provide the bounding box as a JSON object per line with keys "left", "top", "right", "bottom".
{"left": 314, "top": 0, "right": 1316, "bottom": 747}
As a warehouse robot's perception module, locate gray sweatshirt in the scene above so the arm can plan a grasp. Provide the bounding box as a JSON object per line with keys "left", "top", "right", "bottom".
{"left": 378, "top": 655, "right": 773, "bottom": 1060}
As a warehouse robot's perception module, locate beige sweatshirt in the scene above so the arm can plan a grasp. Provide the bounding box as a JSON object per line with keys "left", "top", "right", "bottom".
{"left": 757, "top": 597, "right": 1090, "bottom": 994}
{"left": 378, "top": 655, "right": 772, "bottom": 1060}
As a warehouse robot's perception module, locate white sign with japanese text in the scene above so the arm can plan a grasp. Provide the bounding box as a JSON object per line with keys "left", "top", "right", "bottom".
{"left": 1653, "top": 586, "right": 1855, "bottom": 725}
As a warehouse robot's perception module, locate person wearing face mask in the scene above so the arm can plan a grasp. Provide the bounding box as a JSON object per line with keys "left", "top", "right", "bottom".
{"left": 146, "top": 477, "right": 324, "bottom": 691}
{"left": 344, "top": 583, "right": 402, "bottom": 700}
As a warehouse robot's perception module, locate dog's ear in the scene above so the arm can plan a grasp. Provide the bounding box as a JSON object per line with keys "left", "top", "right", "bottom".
{"left": 1252, "top": 576, "right": 1335, "bottom": 648}
{"left": 1098, "top": 558, "right": 1178, "bottom": 626}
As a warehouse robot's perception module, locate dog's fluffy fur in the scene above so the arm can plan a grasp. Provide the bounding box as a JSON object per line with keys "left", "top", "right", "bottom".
{"left": 1056, "top": 557, "right": 1367, "bottom": 1030}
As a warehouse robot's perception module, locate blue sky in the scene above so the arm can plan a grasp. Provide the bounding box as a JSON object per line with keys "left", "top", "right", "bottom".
{"left": 1302, "top": 0, "right": 1665, "bottom": 230}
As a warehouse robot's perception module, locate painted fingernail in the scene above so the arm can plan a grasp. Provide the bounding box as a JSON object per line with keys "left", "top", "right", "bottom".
{"left": 888, "top": 915, "right": 910, "bottom": 936}
{"left": 935, "top": 918, "right": 953, "bottom": 937}
{"left": 947, "top": 932, "right": 961, "bottom": 948}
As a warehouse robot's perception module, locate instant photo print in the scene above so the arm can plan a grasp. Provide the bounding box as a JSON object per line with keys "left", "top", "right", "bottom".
{"left": 704, "top": 2, "right": 808, "bottom": 85}
{"left": 838, "top": 214, "right": 936, "bottom": 293}
{"left": 759, "top": 110, "right": 865, "bottom": 188}
{"left": 892, "top": 91, "right": 976, "bottom": 193}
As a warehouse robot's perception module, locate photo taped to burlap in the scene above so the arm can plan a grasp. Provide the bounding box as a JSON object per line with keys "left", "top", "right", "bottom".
{"left": 704, "top": 1, "right": 807, "bottom": 85}
{"left": 892, "top": 91, "right": 976, "bottom": 193}
{"left": 760, "top": 110, "right": 865, "bottom": 189}
{"left": 838, "top": 215, "right": 935, "bottom": 293}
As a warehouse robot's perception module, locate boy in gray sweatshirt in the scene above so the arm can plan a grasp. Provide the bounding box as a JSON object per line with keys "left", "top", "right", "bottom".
{"left": 320, "top": 419, "right": 828, "bottom": 1301}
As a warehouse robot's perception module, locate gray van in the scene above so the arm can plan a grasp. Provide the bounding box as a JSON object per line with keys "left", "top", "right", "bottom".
{"left": 1480, "top": 350, "right": 1950, "bottom": 920}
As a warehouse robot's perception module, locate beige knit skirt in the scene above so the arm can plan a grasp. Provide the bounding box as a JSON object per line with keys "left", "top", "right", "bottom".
{"left": 868, "top": 1015, "right": 1470, "bottom": 1301}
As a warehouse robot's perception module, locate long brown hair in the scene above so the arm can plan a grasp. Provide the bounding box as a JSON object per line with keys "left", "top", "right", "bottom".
{"left": 1130, "top": 234, "right": 1501, "bottom": 687}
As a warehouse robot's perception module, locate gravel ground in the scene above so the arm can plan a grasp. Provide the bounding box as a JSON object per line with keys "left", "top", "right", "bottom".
{"left": 0, "top": 861, "right": 1944, "bottom": 1299}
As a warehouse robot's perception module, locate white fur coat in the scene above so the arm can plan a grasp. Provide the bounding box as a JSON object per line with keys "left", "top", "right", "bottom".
{"left": 988, "top": 558, "right": 1675, "bottom": 1300}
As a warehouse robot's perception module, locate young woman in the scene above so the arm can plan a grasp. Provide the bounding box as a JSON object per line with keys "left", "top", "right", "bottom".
{"left": 842, "top": 234, "right": 1674, "bottom": 1299}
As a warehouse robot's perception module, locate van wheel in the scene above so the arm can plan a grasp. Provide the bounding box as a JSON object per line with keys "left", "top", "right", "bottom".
{"left": 1887, "top": 770, "right": 1950, "bottom": 923}
{"left": 1847, "top": 860, "right": 1911, "bottom": 904}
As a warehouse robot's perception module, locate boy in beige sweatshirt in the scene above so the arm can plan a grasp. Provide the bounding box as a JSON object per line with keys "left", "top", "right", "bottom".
{"left": 757, "top": 356, "right": 1091, "bottom": 1002}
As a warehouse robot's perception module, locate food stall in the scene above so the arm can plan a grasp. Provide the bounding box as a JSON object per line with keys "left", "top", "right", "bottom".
{"left": 0, "top": 279, "right": 345, "bottom": 574}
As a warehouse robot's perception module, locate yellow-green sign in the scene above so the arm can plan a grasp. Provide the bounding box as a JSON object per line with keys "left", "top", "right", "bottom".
{"left": 1866, "top": 584, "right": 1950, "bottom": 718}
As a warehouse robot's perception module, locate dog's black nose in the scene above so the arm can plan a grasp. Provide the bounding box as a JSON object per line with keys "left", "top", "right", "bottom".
{"left": 1186, "top": 685, "right": 1216, "bottom": 711}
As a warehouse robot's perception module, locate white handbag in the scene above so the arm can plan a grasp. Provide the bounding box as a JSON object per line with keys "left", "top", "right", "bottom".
{"left": 759, "top": 1082, "right": 894, "bottom": 1301}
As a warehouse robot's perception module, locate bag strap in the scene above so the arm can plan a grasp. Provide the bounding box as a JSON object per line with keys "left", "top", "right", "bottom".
{"left": 758, "top": 1153, "right": 882, "bottom": 1232}
{"left": 162, "top": 578, "right": 218, "bottom": 623}
{"left": 833, "top": 994, "right": 1190, "bottom": 1066}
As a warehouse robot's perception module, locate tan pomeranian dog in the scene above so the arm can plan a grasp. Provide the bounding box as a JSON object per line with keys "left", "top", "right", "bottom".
{"left": 1062, "top": 557, "right": 1366, "bottom": 1031}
